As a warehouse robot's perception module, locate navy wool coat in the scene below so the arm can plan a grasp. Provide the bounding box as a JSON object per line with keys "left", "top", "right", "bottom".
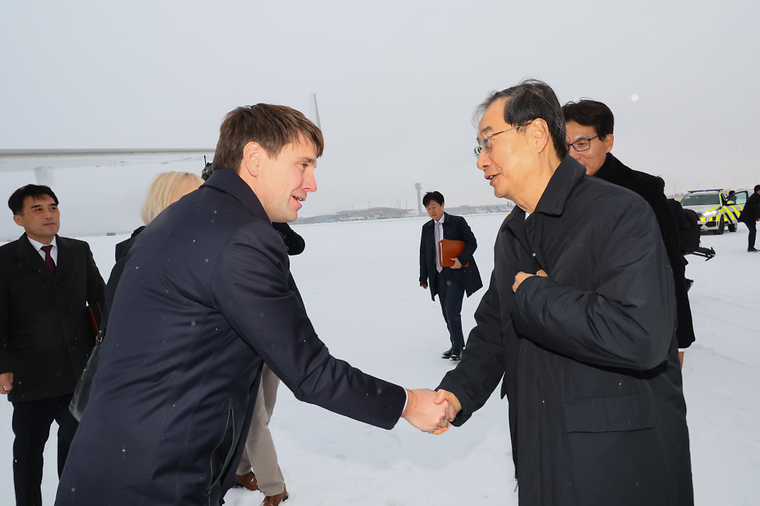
{"left": 439, "top": 157, "right": 693, "bottom": 506}
{"left": 55, "top": 168, "right": 407, "bottom": 506}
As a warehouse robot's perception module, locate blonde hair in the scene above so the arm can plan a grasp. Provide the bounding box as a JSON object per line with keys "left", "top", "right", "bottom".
{"left": 140, "top": 171, "right": 203, "bottom": 225}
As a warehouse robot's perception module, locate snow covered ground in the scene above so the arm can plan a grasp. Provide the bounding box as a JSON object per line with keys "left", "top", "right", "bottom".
{"left": 1, "top": 213, "right": 758, "bottom": 505}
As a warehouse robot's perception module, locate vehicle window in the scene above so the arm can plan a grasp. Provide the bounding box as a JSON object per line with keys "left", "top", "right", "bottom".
{"left": 735, "top": 192, "right": 747, "bottom": 205}
{"left": 681, "top": 194, "right": 720, "bottom": 206}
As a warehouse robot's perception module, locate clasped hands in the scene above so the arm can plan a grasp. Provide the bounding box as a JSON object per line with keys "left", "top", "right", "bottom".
{"left": 401, "top": 388, "right": 461, "bottom": 434}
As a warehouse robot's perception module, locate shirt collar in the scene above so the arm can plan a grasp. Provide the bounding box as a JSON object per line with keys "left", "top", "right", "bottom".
{"left": 27, "top": 235, "right": 57, "bottom": 252}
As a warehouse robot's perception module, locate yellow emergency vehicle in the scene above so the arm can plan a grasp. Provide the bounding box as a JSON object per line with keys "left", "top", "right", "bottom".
{"left": 680, "top": 189, "right": 747, "bottom": 234}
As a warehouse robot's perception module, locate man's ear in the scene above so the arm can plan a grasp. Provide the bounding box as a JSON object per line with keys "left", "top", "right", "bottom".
{"left": 12, "top": 214, "right": 24, "bottom": 228}
{"left": 240, "top": 142, "right": 262, "bottom": 177}
{"left": 530, "top": 118, "right": 551, "bottom": 153}
{"left": 604, "top": 134, "right": 615, "bottom": 153}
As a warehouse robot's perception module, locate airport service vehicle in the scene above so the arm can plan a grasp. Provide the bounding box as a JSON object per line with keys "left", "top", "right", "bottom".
{"left": 680, "top": 189, "right": 747, "bottom": 234}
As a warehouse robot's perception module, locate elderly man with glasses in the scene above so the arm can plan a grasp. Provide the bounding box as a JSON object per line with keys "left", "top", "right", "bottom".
{"left": 562, "top": 99, "right": 695, "bottom": 365}
{"left": 428, "top": 80, "right": 693, "bottom": 506}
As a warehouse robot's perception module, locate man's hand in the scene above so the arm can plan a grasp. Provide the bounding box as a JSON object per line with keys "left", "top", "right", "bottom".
{"left": 451, "top": 258, "right": 463, "bottom": 269}
{"left": 512, "top": 269, "right": 547, "bottom": 292}
{"left": 0, "top": 372, "right": 13, "bottom": 395}
{"left": 421, "top": 284, "right": 428, "bottom": 289}
{"left": 402, "top": 388, "right": 454, "bottom": 434}
{"left": 431, "top": 389, "right": 461, "bottom": 434}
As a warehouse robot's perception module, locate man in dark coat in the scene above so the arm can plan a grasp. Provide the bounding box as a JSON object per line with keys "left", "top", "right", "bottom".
{"left": 739, "top": 184, "right": 760, "bottom": 251}
{"left": 563, "top": 99, "right": 696, "bottom": 358}
{"left": 0, "top": 184, "right": 105, "bottom": 506}
{"left": 433, "top": 80, "right": 693, "bottom": 505}
{"left": 54, "top": 104, "right": 451, "bottom": 506}
{"left": 419, "top": 191, "right": 482, "bottom": 361}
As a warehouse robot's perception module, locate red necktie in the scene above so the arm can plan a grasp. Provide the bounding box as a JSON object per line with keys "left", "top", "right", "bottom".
{"left": 41, "top": 245, "right": 56, "bottom": 274}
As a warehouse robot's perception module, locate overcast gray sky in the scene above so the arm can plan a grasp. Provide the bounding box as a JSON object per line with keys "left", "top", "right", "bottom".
{"left": 1, "top": 0, "right": 758, "bottom": 239}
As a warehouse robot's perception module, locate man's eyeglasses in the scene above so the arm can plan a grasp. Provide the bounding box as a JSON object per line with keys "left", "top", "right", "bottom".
{"left": 567, "top": 135, "right": 598, "bottom": 152}
{"left": 474, "top": 126, "right": 517, "bottom": 157}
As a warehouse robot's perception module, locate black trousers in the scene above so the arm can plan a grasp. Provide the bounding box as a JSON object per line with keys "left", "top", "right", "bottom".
{"left": 12, "top": 394, "right": 78, "bottom": 506}
{"left": 436, "top": 268, "right": 466, "bottom": 352}
{"left": 746, "top": 220, "right": 757, "bottom": 250}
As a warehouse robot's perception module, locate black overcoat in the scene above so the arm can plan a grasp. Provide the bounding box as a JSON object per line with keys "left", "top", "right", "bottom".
{"left": 419, "top": 212, "right": 483, "bottom": 299}
{"left": 439, "top": 157, "right": 693, "bottom": 506}
{"left": 0, "top": 234, "right": 105, "bottom": 402}
{"left": 595, "top": 153, "right": 695, "bottom": 348}
{"left": 740, "top": 191, "right": 760, "bottom": 223}
{"left": 54, "top": 168, "right": 407, "bottom": 506}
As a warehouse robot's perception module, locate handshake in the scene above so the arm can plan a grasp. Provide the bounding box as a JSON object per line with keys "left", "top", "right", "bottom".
{"left": 401, "top": 389, "right": 461, "bottom": 434}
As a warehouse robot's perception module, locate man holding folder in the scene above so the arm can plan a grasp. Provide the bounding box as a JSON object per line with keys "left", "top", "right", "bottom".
{"left": 419, "top": 191, "right": 482, "bottom": 361}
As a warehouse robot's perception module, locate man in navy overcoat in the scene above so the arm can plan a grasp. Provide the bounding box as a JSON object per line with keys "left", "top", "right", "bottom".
{"left": 55, "top": 104, "right": 452, "bottom": 506}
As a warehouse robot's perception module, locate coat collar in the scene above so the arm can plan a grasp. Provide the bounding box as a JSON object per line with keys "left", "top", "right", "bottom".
{"left": 14, "top": 232, "right": 58, "bottom": 280}
{"left": 202, "top": 168, "right": 270, "bottom": 222}
{"left": 594, "top": 153, "right": 626, "bottom": 186}
{"left": 532, "top": 155, "right": 587, "bottom": 218}
{"left": 502, "top": 156, "right": 586, "bottom": 272}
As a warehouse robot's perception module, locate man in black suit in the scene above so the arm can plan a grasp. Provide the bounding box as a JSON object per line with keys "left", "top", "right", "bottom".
{"left": 54, "top": 104, "right": 453, "bottom": 506}
{"left": 0, "top": 184, "right": 105, "bottom": 506}
{"left": 419, "top": 191, "right": 482, "bottom": 361}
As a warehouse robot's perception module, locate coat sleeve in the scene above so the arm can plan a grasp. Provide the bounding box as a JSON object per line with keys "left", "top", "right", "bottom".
{"left": 211, "top": 222, "right": 407, "bottom": 430}
{"left": 419, "top": 225, "right": 429, "bottom": 286}
{"left": 84, "top": 242, "right": 106, "bottom": 323}
{"left": 0, "top": 252, "right": 10, "bottom": 374}
{"left": 453, "top": 216, "right": 477, "bottom": 266}
{"left": 437, "top": 271, "right": 507, "bottom": 425}
{"left": 512, "top": 201, "right": 676, "bottom": 371}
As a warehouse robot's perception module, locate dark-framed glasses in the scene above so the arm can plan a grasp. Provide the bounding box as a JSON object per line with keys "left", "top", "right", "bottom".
{"left": 474, "top": 126, "right": 517, "bottom": 157}
{"left": 567, "top": 135, "right": 598, "bottom": 152}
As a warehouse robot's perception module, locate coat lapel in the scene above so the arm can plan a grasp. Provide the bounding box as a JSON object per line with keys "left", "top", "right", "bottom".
{"left": 14, "top": 233, "right": 55, "bottom": 281}
{"left": 55, "top": 236, "right": 71, "bottom": 281}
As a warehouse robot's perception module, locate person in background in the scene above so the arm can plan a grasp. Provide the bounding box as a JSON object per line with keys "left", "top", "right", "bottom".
{"left": 739, "top": 184, "right": 760, "bottom": 252}
{"left": 419, "top": 191, "right": 482, "bottom": 361}
{"left": 562, "top": 99, "right": 695, "bottom": 365}
{"left": 1, "top": 184, "right": 105, "bottom": 506}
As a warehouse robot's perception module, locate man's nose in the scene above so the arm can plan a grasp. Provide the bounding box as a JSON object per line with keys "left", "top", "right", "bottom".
{"left": 476, "top": 151, "right": 489, "bottom": 170}
{"left": 303, "top": 169, "right": 317, "bottom": 193}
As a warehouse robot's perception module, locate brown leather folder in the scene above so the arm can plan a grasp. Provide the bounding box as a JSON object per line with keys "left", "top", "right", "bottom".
{"left": 438, "top": 239, "right": 469, "bottom": 268}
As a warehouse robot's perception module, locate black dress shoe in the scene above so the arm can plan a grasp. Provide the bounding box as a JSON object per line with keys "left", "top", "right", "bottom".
{"left": 749, "top": 247, "right": 758, "bottom": 252}
{"left": 441, "top": 348, "right": 453, "bottom": 359}
{"left": 450, "top": 350, "right": 462, "bottom": 361}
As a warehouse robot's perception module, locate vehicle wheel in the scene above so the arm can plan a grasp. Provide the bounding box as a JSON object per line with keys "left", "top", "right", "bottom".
{"left": 728, "top": 223, "right": 737, "bottom": 232}
{"left": 715, "top": 217, "right": 725, "bottom": 235}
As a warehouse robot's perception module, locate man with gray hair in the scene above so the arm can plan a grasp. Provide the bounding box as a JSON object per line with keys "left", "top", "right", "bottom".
{"left": 433, "top": 80, "right": 693, "bottom": 505}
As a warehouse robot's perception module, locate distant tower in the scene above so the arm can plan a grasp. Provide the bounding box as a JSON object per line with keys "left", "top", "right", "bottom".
{"left": 415, "top": 183, "right": 422, "bottom": 214}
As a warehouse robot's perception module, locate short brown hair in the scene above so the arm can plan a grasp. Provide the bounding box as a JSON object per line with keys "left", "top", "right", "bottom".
{"left": 212, "top": 104, "right": 324, "bottom": 171}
